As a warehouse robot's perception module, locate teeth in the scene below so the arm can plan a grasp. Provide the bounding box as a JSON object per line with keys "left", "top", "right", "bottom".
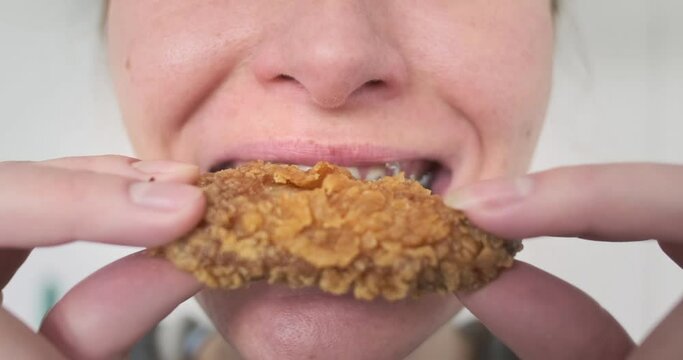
{"left": 364, "top": 167, "right": 386, "bottom": 181}
{"left": 313, "top": 165, "right": 390, "bottom": 181}
{"left": 345, "top": 167, "right": 361, "bottom": 179}
{"left": 385, "top": 162, "right": 401, "bottom": 176}
{"left": 291, "top": 162, "right": 437, "bottom": 190}
{"left": 417, "top": 171, "right": 434, "bottom": 188}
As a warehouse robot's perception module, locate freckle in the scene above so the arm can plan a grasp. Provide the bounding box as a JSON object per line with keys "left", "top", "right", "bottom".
{"left": 524, "top": 128, "right": 533, "bottom": 139}
{"left": 125, "top": 57, "right": 132, "bottom": 71}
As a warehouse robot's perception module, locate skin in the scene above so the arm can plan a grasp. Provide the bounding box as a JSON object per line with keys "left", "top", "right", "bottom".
{"left": 107, "top": 1, "right": 553, "bottom": 358}
{"left": 0, "top": 1, "right": 679, "bottom": 359}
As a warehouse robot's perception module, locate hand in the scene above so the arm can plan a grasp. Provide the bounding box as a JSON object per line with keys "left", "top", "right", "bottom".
{"left": 0, "top": 155, "right": 206, "bottom": 360}
{"left": 448, "top": 163, "right": 683, "bottom": 360}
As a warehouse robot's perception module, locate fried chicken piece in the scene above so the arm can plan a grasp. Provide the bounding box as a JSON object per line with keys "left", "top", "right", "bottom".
{"left": 150, "top": 161, "right": 521, "bottom": 301}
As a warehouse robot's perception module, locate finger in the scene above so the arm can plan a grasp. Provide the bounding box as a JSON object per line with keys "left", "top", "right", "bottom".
{"left": 40, "top": 252, "right": 202, "bottom": 360}
{"left": 40, "top": 155, "right": 200, "bottom": 183}
{"left": 447, "top": 163, "right": 683, "bottom": 243}
{"left": 0, "top": 308, "right": 67, "bottom": 360}
{"left": 629, "top": 298, "right": 683, "bottom": 360}
{"left": 0, "top": 161, "right": 205, "bottom": 248}
{"left": 456, "top": 261, "right": 634, "bottom": 360}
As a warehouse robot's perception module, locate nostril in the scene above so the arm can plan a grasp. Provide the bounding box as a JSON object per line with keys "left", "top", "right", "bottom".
{"left": 365, "top": 79, "right": 385, "bottom": 88}
{"left": 276, "top": 74, "right": 296, "bottom": 82}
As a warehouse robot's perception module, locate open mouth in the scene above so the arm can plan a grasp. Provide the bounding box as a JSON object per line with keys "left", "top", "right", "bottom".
{"left": 195, "top": 146, "right": 466, "bottom": 357}
{"left": 209, "top": 159, "right": 452, "bottom": 194}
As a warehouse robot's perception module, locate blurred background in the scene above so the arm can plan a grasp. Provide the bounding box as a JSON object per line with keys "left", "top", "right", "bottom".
{"left": 0, "top": 0, "right": 681, "bottom": 358}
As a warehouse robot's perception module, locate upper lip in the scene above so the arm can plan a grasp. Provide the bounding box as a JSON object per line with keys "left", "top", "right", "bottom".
{"left": 203, "top": 139, "right": 448, "bottom": 172}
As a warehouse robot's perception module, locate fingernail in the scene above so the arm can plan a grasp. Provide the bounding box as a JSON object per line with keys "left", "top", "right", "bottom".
{"left": 129, "top": 182, "right": 202, "bottom": 210}
{"left": 132, "top": 160, "right": 199, "bottom": 177}
{"left": 445, "top": 176, "right": 534, "bottom": 211}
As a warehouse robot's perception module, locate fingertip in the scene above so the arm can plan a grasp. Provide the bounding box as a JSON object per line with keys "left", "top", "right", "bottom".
{"left": 125, "top": 181, "right": 206, "bottom": 247}
{"left": 131, "top": 160, "right": 201, "bottom": 183}
{"left": 128, "top": 181, "right": 204, "bottom": 211}
{"left": 445, "top": 176, "right": 534, "bottom": 211}
{"left": 444, "top": 176, "right": 538, "bottom": 240}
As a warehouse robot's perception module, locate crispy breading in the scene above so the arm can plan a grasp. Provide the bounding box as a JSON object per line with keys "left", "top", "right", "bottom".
{"left": 150, "top": 161, "right": 521, "bottom": 301}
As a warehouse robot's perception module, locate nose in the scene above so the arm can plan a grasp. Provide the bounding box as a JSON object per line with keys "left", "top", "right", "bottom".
{"left": 251, "top": 3, "right": 407, "bottom": 109}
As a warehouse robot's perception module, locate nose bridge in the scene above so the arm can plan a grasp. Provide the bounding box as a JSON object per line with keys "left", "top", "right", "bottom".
{"left": 294, "top": 2, "right": 377, "bottom": 73}
{"left": 252, "top": 1, "right": 405, "bottom": 108}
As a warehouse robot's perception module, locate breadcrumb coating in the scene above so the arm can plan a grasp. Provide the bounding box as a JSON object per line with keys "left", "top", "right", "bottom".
{"left": 150, "top": 161, "right": 521, "bottom": 301}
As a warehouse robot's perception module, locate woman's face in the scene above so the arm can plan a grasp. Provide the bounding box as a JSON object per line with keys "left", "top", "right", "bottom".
{"left": 107, "top": 1, "right": 554, "bottom": 358}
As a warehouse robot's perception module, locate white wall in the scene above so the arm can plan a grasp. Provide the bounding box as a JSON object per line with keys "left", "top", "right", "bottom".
{"left": 1, "top": 0, "right": 681, "bottom": 345}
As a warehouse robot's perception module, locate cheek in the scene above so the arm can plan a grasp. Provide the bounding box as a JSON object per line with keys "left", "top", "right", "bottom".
{"left": 462, "top": 30, "right": 553, "bottom": 174}
{"left": 107, "top": 1, "right": 260, "bottom": 158}
{"left": 395, "top": 2, "right": 554, "bottom": 175}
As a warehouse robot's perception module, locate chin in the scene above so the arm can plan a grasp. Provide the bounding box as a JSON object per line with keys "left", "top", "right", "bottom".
{"left": 197, "top": 282, "right": 462, "bottom": 359}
